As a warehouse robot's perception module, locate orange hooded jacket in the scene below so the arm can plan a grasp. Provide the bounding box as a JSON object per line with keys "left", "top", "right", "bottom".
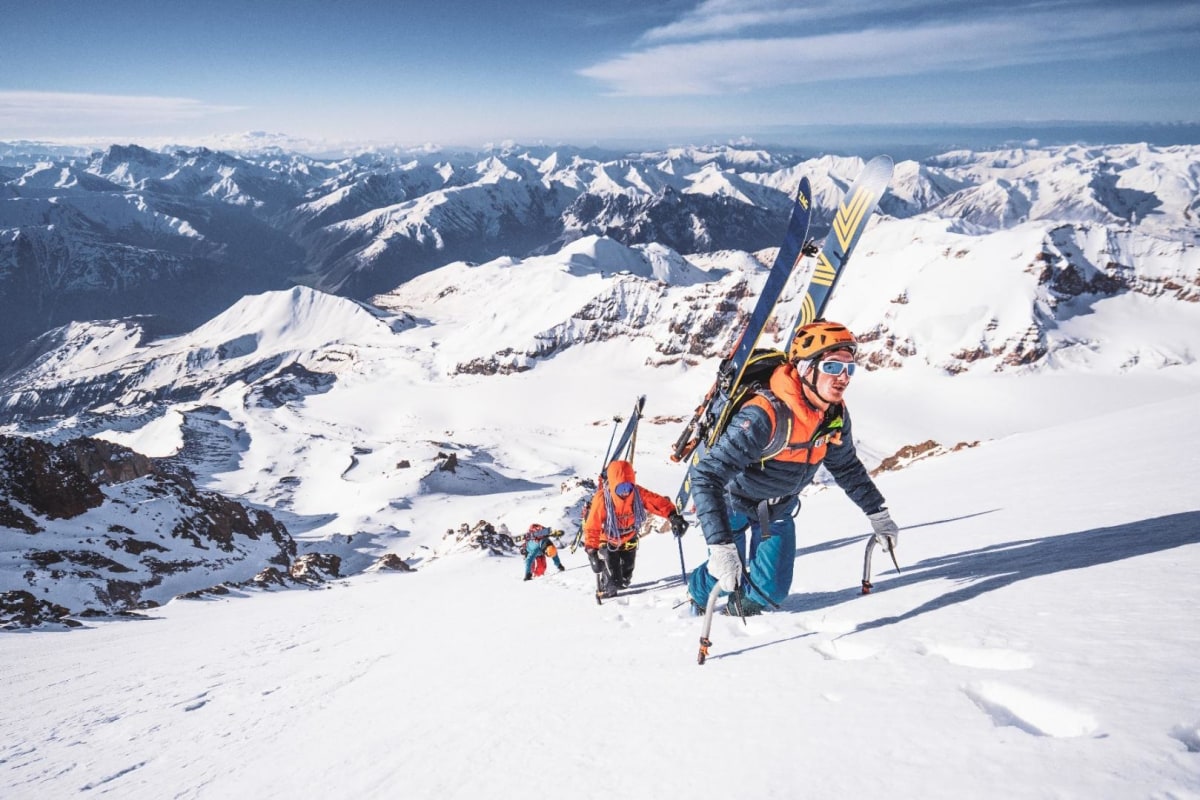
{"left": 582, "top": 460, "right": 676, "bottom": 550}
{"left": 741, "top": 362, "right": 844, "bottom": 464}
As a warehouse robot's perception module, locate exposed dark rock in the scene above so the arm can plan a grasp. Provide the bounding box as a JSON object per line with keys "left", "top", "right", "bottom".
{"left": 58, "top": 438, "right": 157, "bottom": 484}
{"left": 0, "top": 436, "right": 106, "bottom": 519}
{"left": 246, "top": 362, "right": 337, "bottom": 408}
{"left": 0, "top": 590, "right": 79, "bottom": 629}
{"left": 170, "top": 491, "right": 294, "bottom": 562}
{"left": 289, "top": 553, "right": 342, "bottom": 582}
{"left": 439, "top": 519, "right": 519, "bottom": 557}
{"left": 872, "top": 440, "right": 980, "bottom": 475}
{"left": 0, "top": 433, "right": 299, "bottom": 627}
{"left": 372, "top": 553, "right": 414, "bottom": 572}
{"left": 178, "top": 584, "right": 234, "bottom": 599}
{"left": 1, "top": 499, "right": 42, "bottom": 533}
{"left": 251, "top": 567, "right": 289, "bottom": 587}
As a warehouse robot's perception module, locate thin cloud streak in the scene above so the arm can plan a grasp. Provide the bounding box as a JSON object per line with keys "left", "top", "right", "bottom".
{"left": 0, "top": 91, "right": 244, "bottom": 130}
{"left": 641, "top": 4, "right": 814, "bottom": 43}
{"left": 640, "top": 0, "right": 977, "bottom": 42}
{"left": 586, "top": 6, "right": 1200, "bottom": 96}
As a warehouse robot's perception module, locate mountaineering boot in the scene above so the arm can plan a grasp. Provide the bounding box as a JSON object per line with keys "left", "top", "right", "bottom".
{"left": 523, "top": 573, "right": 532, "bottom": 581}
{"left": 724, "top": 588, "right": 763, "bottom": 616}
{"left": 557, "top": 563, "right": 565, "bottom": 572}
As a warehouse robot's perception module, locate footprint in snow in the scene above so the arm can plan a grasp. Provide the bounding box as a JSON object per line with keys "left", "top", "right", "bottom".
{"left": 802, "top": 616, "right": 856, "bottom": 635}
{"left": 602, "top": 611, "right": 632, "bottom": 628}
{"left": 812, "top": 638, "right": 879, "bottom": 661}
{"left": 722, "top": 615, "right": 770, "bottom": 638}
{"left": 963, "top": 681, "right": 1100, "bottom": 738}
{"left": 1169, "top": 722, "right": 1200, "bottom": 753}
{"left": 177, "top": 691, "right": 210, "bottom": 712}
{"left": 916, "top": 641, "right": 1034, "bottom": 671}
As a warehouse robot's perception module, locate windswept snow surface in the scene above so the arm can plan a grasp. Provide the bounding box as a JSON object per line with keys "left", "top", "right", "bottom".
{"left": 2, "top": 386, "right": 1199, "bottom": 798}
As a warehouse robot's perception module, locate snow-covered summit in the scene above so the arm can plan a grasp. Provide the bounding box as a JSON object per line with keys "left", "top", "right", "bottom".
{"left": 554, "top": 235, "right": 711, "bottom": 285}
{"left": 184, "top": 286, "right": 396, "bottom": 357}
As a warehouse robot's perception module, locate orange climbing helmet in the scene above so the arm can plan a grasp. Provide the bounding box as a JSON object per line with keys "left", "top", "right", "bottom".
{"left": 789, "top": 321, "right": 857, "bottom": 362}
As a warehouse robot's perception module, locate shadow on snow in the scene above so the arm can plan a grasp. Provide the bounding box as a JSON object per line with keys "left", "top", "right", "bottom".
{"left": 787, "top": 511, "right": 1200, "bottom": 634}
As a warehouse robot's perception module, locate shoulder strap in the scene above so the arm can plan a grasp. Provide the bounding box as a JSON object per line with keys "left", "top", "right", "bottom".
{"left": 744, "top": 390, "right": 793, "bottom": 460}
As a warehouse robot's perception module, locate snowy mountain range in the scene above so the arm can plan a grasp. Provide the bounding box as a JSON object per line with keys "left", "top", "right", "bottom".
{"left": 2, "top": 140, "right": 1199, "bottom": 624}
{"left": 3, "top": 140, "right": 1196, "bottom": 365}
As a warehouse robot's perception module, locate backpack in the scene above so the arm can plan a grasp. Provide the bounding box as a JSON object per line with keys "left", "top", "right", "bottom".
{"left": 705, "top": 348, "right": 793, "bottom": 460}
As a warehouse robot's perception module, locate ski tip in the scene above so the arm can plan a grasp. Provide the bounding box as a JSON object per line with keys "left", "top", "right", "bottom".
{"left": 795, "top": 175, "right": 812, "bottom": 203}
{"left": 864, "top": 154, "right": 895, "bottom": 180}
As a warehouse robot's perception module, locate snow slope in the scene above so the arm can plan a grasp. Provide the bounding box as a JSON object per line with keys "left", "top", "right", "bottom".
{"left": 1, "top": 390, "right": 1198, "bottom": 799}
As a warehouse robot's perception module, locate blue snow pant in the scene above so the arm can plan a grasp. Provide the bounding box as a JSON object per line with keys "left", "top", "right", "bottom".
{"left": 688, "top": 502, "right": 797, "bottom": 608}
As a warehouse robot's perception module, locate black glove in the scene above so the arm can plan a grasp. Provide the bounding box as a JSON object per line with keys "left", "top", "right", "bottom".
{"left": 585, "top": 547, "right": 604, "bottom": 574}
{"left": 668, "top": 511, "right": 689, "bottom": 538}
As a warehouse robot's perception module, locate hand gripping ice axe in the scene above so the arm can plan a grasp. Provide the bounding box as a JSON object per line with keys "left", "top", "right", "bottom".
{"left": 696, "top": 545, "right": 780, "bottom": 665}
{"left": 861, "top": 536, "right": 901, "bottom": 594}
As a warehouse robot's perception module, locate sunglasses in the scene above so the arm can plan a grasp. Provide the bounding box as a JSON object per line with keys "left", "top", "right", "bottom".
{"left": 817, "top": 361, "right": 856, "bottom": 377}
{"left": 614, "top": 481, "right": 634, "bottom": 498}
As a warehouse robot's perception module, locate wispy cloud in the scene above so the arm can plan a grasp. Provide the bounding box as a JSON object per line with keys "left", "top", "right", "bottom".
{"left": 638, "top": 0, "right": 908, "bottom": 42}
{"left": 588, "top": 1, "right": 1200, "bottom": 96}
{"left": 0, "top": 91, "right": 244, "bottom": 131}
{"left": 639, "top": 0, "right": 818, "bottom": 42}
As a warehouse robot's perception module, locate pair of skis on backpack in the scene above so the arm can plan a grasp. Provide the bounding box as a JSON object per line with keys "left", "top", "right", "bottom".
{"left": 670, "top": 155, "right": 896, "bottom": 508}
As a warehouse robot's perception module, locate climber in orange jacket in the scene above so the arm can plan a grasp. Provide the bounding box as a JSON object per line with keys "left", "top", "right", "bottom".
{"left": 582, "top": 459, "right": 688, "bottom": 597}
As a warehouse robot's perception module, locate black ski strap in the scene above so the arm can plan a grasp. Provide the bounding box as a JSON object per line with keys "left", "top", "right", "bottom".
{"left": 756, "top": 499, "right": 772, "bottom": 543}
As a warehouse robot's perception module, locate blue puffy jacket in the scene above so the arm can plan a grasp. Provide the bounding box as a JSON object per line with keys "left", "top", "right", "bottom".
{"left": 690, "top": 397, "right": 885, "bottom": 546}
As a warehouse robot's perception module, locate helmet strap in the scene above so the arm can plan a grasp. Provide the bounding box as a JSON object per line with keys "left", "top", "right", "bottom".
{"left": 799, "top": 363, "right": 832, "bottom": 408}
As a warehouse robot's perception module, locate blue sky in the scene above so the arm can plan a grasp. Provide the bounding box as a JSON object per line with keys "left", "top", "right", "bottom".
{"left": 2, "top": 0, "right": 1198, "bottom": 149}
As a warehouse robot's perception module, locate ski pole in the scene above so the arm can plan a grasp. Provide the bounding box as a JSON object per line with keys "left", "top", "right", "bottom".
{"left": 676, "top": 536, "right": 687, "bottom": 584}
